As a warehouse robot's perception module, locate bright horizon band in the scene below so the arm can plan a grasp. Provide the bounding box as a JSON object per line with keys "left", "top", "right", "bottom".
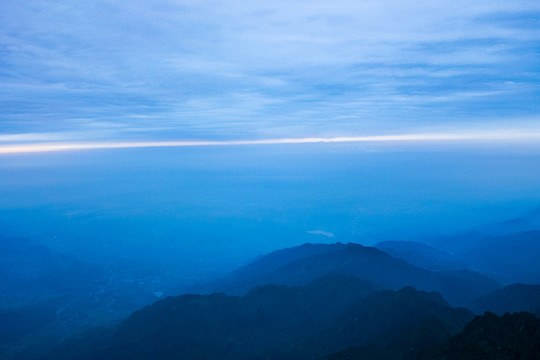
{"left": 1, "top": 131, "right": 540, "bottom": 154}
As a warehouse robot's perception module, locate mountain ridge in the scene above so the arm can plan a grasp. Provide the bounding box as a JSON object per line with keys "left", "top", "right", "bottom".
{"left": 46, "top": 279, "right": 475, "bottom": 360}
{"left": 213, "top": 242, "right": 500, "bottom": 306}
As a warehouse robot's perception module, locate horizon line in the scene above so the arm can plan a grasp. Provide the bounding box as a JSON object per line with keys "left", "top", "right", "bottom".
{"left": 1, "top": 131, "right": 540, "bottom": 154}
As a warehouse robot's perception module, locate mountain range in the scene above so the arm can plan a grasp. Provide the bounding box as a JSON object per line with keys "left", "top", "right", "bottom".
{"left": 2, "top": 213, "right": 540, "bottom": 359}
{"left": 209, "top": 242, "right": 499, "bottom": 306}
{"left": 46, "top": 281, "right": 474, "bottom": 360}
{"left": 45, "top": 240, "right": 539, "bottom": 360}
{"left": 377, "top": 230, "right": 540, "bottom": 285}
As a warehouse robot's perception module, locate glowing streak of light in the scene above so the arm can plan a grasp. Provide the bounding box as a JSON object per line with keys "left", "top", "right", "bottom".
{"left": 1, "top": 132, "right": 539, "bottom": 154}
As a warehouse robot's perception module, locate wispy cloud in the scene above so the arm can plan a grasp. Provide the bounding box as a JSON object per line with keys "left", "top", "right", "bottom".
{"left": 2, "top": 129, "right": 540, "bottom": 154}
{"left": 1, "top": 0, "right": 539, "bottom": 140}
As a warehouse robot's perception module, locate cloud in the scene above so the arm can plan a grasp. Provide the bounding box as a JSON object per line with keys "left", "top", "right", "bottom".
{"left": 2, "top": 128, "right": 540, "bottom": 154}
{"left": 307, "top": 230, "right": 335, "bottom": 238}
{"left": 1, "top": 0, "right": 539, "bottom": 141}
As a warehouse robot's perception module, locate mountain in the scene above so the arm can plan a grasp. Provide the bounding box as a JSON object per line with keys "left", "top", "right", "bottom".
{"left": 475, "top": 207, "right": 540, "bottom": 236}
{"left": 470, "top": 284, "right": 540, "bottom": 316}
{"left": 46, "top": 281, "right": 474, "bottom": 360}
{"left": 426, "top": 213, "right": 540, "bottom": 285}
{"left": 186, "top": 242, "right": 350, "bottom": 294}
{"left": 288, "top": 287, "right": 474, "bottom": 360}
{"left": 431, "top": 230, "right": 540, "bottom": 285}
{"left": 0, "top": 234, "right": 109, "bottom": 359}
{"left": 375, "top": 241, "right": 465, "bottom": 271}
{"left": 0, "top": 299, "right": 60, "bottom": 354}
{"left": 215, "top": 242, "right": 500, "bottom": 306}
{"left": 460, "top": 230, "right": 540, "bottom": 284}
{"left": 0, "top": 234, "right": 189, "bottom": 360}
{"left": 321, "top": 346, "right": 402, "bottom": 360}
{"left": 0, "top": 234, "right": 103, "bottom": 309}
{"left": 229, "top": 242, "right": 350, "bottom": 280}
{"left": 423, "top": 312, "right": 540, "bottom": 360}
{"left": 45, "top": 275, "right": 378, "bottom": 360}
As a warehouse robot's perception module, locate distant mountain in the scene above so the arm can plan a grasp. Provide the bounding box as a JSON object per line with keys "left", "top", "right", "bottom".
{"left": 456, "top": 230, "right": 540, "bottom": 284}
{"left": 480, "top": 217, "right": 538, "bottom": 236}
{"left": 186, "top": 242, "right": 350, "bottom": 294}
{"left": 229, "top": 242, "right": 350, "bottom": 280}
{"left": 423, "top": 312, "right": 540, "bottom": 360}
{"left": 0, "top": 298, "right": 59, "bottom": 347}
{"left": 475, "top": 207, "right": 540, "bottom": 236}
{"left": 46, "top": 282, "right": 474, "bottom": 360}
{"left": 428, "top": 230, "right": 540, "bottom": 285}
{"left": 0, "top": 234, "right": 186, "bottom": 360}
{"left": 0, "top": 234, "right": 104, "bottom": 309}
{"left": 425, "top": 209, "right": 540, "bottom": 285}
{"left": 375, "top": 240, "right": 465, "bottom": 271}
{"left": 0, "top": 234, "right": 109, "bottom": 359}
{"left": 215, "top": 242, "right": 499, "bottom": 306}
{"left": 470, "top": 284, "right": 540, "bottom": 316}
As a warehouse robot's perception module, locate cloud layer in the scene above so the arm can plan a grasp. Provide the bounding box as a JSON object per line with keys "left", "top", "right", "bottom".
{"left": 1, "top": 0, "right": 539, "bottom": 142}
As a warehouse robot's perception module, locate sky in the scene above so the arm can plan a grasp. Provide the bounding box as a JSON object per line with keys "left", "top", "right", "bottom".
{"left": 1, "top": 0, "right": 540, "bottom": 146}
{"left": 1, "top": 1, "right": 540, "bottom": 267}
{"left": 2, "top": 143, "right": 540, "bottom": 264}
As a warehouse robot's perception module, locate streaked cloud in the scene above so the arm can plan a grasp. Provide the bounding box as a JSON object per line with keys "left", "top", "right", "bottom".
{"left": 1, "top": 0, "right": 539, "bottom": 141}
{"left": 2, "top": 129, "right": 540, "bottom": 154}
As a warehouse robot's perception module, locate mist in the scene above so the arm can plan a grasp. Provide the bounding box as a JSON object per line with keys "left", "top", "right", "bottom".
{"left": 2, "top": 141, "right": 539, "bottom": 272}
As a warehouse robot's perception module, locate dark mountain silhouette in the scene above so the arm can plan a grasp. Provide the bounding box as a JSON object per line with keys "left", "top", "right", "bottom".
{"left": 214, "top": 242, "right": 499, "bottom": 306}
{"left": 321, "top": 346, "right": 402, "bottom": 360}
{"left": 375, "top": 241, "right": 465, "bottom": 271}
{"left": 46, "top": 282, "right": 474, "bottom": 360}
{"left": 320, "top": 314, "right": 469, "bottom": 360}
{"left": 470, "top": 284, "right": 540, "bottom": 316}
{"left": 423, "top": 312, "right": 540, "bottom": 360}
{"left": 45, "top": 275, "right": 378, "bottom": 360}
{"left": 287, "top": 287, "right": 473, "bottom": 360}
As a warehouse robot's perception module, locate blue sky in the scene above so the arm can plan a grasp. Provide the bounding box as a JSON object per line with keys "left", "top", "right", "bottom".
{"left": 1, "top": 1, "right": 540, "bottom": 263}
{"left": 1, "top": 0, "right": 540, "bottom": 145}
